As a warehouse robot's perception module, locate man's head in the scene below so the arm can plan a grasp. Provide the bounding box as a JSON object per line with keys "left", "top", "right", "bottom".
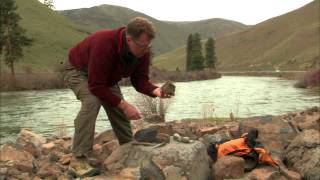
{"left": 126, "top": 17, "right": 155, "bottom": 58}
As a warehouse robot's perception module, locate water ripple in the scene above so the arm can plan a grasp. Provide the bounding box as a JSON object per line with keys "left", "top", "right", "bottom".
{"left": 0, "top": 76, "right": 319, "bottom": 142}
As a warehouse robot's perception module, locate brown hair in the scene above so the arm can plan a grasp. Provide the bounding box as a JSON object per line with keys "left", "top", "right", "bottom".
{"left": 127, "top": 17, "right": 155, "bottom": 39}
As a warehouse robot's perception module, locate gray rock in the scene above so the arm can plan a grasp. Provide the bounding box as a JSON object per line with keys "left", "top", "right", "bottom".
{"left": 293, "top": 114, "right": 320, "bottom": 131}
{"left": 240, "top": 116, "right": 297, "bottom": 152}
{"left": 163, "top": 165, "right": 182, "bottom": 180}
{"left": 104, "top": 140, "right": 210, "bottom": 180}
{"left": 285, "top": 129, "right": 320, "bottom": 179}
{"left": 181, "top": 137, "right": 190, "bottom": 143}
{"left": 202, "top": 133, "right": 230, "bottom": 144}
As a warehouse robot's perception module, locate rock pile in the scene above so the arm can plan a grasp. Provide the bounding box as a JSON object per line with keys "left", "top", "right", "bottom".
{"left": 0, "top": 106, "right": 319, "bottom": 179}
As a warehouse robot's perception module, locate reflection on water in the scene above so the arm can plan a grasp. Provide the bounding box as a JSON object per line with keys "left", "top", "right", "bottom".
{"left": 0, "top": 76, "right": 319, "bottom": 143}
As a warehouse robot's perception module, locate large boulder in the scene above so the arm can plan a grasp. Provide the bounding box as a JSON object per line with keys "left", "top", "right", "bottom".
{"left": 239, "top": 115, "right": 297, "bottom": 153}
{"left": 94, "top": 129, "right": 116, "bottom": 145}
{"left": 103, "top": 140, "right": 210, "bottom": 180}
{"left": 292, "top": 113, "right": 320, "bottom": 131}
{"left": 213, "top": 156, "right": 245, "bottom": 179}
{"left": 149, "top": 141, "right": 210, "bottom": 180}
{"left": 16, "top": 129, "right": 47, "bottom": 148}
{"left": 0, "top": 142, "right": 35, "bottom": 173}
{"left": 284, "top": 129, "right": 320, "bottom": 179}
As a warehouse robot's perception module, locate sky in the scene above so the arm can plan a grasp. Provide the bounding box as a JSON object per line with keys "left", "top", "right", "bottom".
{"left": 48, "top": 0, "right": 314, "bottom": 25}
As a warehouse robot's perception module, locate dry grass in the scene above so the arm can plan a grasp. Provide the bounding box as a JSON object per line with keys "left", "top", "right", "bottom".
{"left": 200, "top": 103, "right": 216, "bottom": 128}
{"left": 1, "top": 66, "right": 221, "bottom": 92}
{"left": 55, "top": 119, "right": 67, "bottom": 138}
{"left": 150, "top": 67, "right": 221, "bottom": 83}
{"left": 0, "top": 73, "right": 64, "bottom": 91}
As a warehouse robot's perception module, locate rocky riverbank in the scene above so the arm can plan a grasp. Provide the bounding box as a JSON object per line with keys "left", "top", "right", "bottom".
{"left": 0, "top": 107, "right": 319, "bottom": 179}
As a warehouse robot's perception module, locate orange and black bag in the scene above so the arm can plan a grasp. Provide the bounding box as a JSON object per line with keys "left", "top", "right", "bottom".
{"left": 207, "top": 128, "right": 278, "bottom": 171}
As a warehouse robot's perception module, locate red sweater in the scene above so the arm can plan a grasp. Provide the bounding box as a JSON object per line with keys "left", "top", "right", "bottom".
{"left": 68, "top": 27, "right": 158, "bottom": 107}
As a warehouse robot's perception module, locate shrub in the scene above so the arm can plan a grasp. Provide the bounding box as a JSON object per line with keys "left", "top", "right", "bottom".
{"left": 294, "top": 69, "right": 320, "bottom": 88}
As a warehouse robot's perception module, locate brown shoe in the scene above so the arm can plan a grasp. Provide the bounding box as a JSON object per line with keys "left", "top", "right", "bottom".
{"left": 68, "top": 157, "right": 100, "bottom": 178}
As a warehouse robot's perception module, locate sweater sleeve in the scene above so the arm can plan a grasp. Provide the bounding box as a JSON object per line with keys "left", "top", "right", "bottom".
{"left": 87, "top": 40, "right": 121, "bottom": 107}
{"left": 130, "top": 54, "right": 158, "bottom": 97}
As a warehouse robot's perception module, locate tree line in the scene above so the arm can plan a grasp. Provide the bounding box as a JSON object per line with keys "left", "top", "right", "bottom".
{"left": 186, "top": 33, "right": 217, "bottom": 71}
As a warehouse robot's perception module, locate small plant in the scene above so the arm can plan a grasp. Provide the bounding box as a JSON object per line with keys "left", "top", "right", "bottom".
{"left": 230, "top": 95, "right": 242, "bottom": 121}
{"left": 56, "top": 119, "right": 67, "bottom": 138}
{"left": 200, "top": 103, "right": 215, "bottom": 128}
{"left": 201, "top": 103, "right": 215, "bottom": 119}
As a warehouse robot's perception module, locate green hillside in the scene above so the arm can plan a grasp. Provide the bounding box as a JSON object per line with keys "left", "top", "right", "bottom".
{"left": 154, "top": 1, "right": 320, "bottom": 71}
{"left": 166, "top": 18, "right": 248, "bottom": 39}
{"left": 60, "top": 5, "right": 247, "bottom": 55}
{"left": 1, "top": 0, "right": 88, "bottom": 73}
{"left": 153, "top": 46, "right": 187, "bottom": 71}
{"left": 1, "top": 1, "right": 247, "bottom": 73}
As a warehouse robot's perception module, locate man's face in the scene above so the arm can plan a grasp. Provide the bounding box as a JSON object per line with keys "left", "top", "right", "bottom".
{"left": 127, "top": 33, "right": 152, "bottom": 58}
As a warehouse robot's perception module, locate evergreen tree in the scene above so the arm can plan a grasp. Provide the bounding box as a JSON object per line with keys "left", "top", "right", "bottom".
{"left": 205, "top": 37, "right": 217, "bottom": 69}
{"left": 43, "top": 0, "right": 55, "bottom": 9}
{"left": 190, "top": 33, "right": 204, "bottom": 70}
{"left": 0, "top": 0, "right": 33, "bottom": 78}
{"left": 0, "top": 7, "right": 4, "bottom": 54}
{"left": 186, "top": 34, "right": 193, "bottom": 71}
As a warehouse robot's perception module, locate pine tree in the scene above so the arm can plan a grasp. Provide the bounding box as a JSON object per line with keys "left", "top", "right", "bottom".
{"left": 190, "top": 33, "right": 204, "bottom": 70}
{"left": 0, "top": 0, "right": 33, "bottom": 78}
{"left": 0, "top": 6, "right": 5, "bottom": 54}
{"left": 186, "top": 34, "right": 193, "bottom": 71}
{"left": 43, "top": 0, "right": 55, "bottom": 9}
{"left": 205, "top": 37, "right": 217, "bottom": 69}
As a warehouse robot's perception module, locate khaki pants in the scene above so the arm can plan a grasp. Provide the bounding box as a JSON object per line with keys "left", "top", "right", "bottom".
{"left": 62, "top": 61, "right": 132, "bottom": 157}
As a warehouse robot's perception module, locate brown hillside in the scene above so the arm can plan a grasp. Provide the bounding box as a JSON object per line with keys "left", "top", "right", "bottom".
{"left": 216, "top": 0, "right": 320, "bottom": 71}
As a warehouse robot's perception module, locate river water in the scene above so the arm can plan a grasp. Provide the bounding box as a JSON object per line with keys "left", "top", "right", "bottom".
{"left": 0, "top": 76, "right": 319, "bottom": 143}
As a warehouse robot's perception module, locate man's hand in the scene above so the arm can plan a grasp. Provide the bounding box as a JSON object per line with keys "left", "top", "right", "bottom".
{"left": 118, "top": 100, "right": 141, "bottom": 120}
{"left": 152, "top": 87, "right": 173, "bottom": 98}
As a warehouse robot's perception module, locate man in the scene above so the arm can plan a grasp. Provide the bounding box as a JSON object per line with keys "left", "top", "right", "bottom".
{"left": 63, "top": 17, "right": 171, "bottom": 176}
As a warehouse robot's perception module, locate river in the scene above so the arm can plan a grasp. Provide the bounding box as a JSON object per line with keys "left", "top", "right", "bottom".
{"left": 0, "top": 76, "right": 319, "bottom": 143}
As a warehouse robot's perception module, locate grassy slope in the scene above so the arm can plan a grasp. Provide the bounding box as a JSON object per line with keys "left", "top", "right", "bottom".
{"left": 1, "top": 0, "right": 88, "bottom": 73}
{"left": 153, "top": 46, "right": 187, "bottom": 71}
{"left": 154, "top": 1, "right": 319, "bottom": 71}
{"left": 60, "top": 5, "right": 247, "bottom": 55}
{"left": 215, "top": 0, "right": 319, "bottom": 71}
{"left": 167, "top": 18, "right": 248, "bottom": 39}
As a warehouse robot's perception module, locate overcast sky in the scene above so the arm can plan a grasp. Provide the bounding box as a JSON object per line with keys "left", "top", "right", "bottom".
{"left": 48, "top": 0, "right": 314, "bottom": 25}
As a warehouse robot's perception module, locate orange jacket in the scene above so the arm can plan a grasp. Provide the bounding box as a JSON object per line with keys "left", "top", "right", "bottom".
{"left": 216, "top": 137, "right": 278, "bottom": 166}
